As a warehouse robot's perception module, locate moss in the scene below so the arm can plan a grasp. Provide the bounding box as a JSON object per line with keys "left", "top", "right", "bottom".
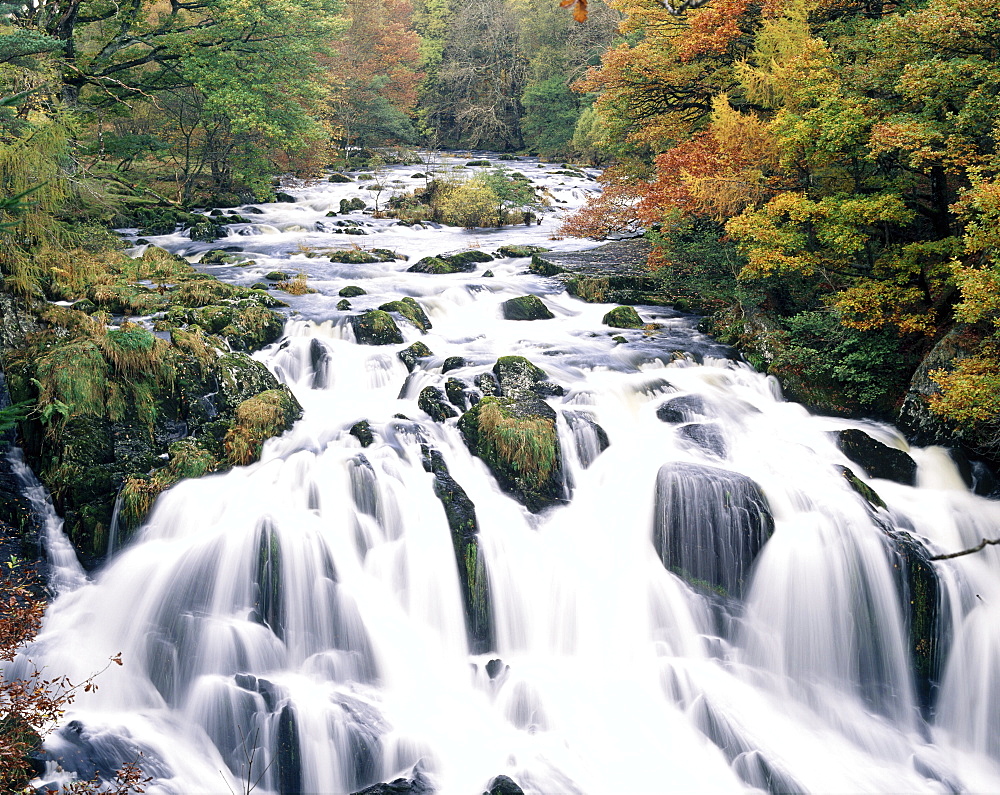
{"left": 327, "top": 249, "right": 380, "bottom": 264}
{"left": 398, "top": 341, "right": 433, "bottom": 371}
{"left": 566, "top": 276, "right": 609, "bottom": 302}
{"left": 339, "top": 285, "right": 367, "bottom": 298}
{"left": 501, "top": 295, "right": 555, "bottom": 321}
{"left": 498, "top": 245, "right": 549, "bottom": 258}
{"left": 350, "top": 310, "right": 403, "bottom": 345}
{"left": 458, "top": 396, "right": 562, "bottom": 512}
{"left": 603, "top": 306, "right": 644, "bottom": 329}
{"left": 224, "top": 388, "right": 302, "bottom": 466}
{"left": 266, "top": 271, "right": 290, "bottom": 281}
{"left": 378, "top": 297, "right": 431, "bottom": 333}
{"left": 337, "top": 299, "right": 351, "bottom": 310}
{"left": 406, "top": 256, "right": 455, "bottom": 274}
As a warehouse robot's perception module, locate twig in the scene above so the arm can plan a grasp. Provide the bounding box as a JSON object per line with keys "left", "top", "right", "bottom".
{"left": 929, "top": 537, "right": 1000, "bottom": 561}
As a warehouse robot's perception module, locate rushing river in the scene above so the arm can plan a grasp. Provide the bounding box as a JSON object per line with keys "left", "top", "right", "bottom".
{"left": 12, "top": 154, "right": 1000, "bottom": 793}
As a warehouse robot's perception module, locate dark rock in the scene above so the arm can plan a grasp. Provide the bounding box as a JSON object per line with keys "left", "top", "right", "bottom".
{"left": 329, "top": 250, "right": 381, "bottom": 264}
{"left": 603, "top": 305, "right": 643, "bottom": 329}
{"left": 501, "top": 295, "right": 555, "bottom": 321}
{"left": 486, "top": 775, "right": 525, "bottom": 795}
{"left": 244, "top": 206, "right": 265, "bottom": 214}
{"left": 442, "top": 356, "right": 466, "bottom": 373}
{"left": 418, "top": 387, "right": 458, "bottom": 422}
{"left": 352, "top": 764, "right": 434, "bottom": 795}
{"left": 398, "top": 341, "right": 433, "bottom": 372}
{"left": 532, "top": 238, "right": 665, "bottom": 305}
{"left": 275, "top": 192, "right": 297, "bottom": 203}
{"left": 310, "top": 339, "right": 332, "bottom": 389}
{"left": 379, "top": 297, "right": 432, "bottom": 333}
{"left": 329, "top": 173, "right": 353, "bottom": 183}
{"left": 563, "top": 411, "right": 610, "bottom": 468}
{"left": 266, "top": 271, "right": 289, "bottom": 281}
{"left": 677, "top": 422, "right": 727, "bottom": 458}
{"left": 656, "top": 394, "right": 707, "bottom": 424}
{"left": 445, "top": 377, "right": 470, "bottom": 410}
{"left": 188, "top": 219, "right": 226, "bottom": 242}
{"left": 458, "top": 396, "right": 564, "bottom": 513}
{"left": 350, "top": 420, "right": 375, "bottom": 448}
{"left": 340, "top": 197, "right": 367, "bottom": 213}
{"left": 531, "top": 381, "right": 565, "bottom": 398}
{"left": 653, "top": 462, "right": 774, "bottom": 597}
{"left": 421, "top": 446, "right": 493, "bottom": 653}
{"left": 834, "top": 429, "right": 917, "bottom": 485}
{"left": 351, "top": 310, "right": 404, "bottom": 346}
{"left": 482, "top": 270, "right": 495, "bottom": 278}
{"left": 444, "top": 250, "right": 493, "bottom": 269}
{"left": 485, "top": 659, "right": 507, "bottom": 680}
{"left": 835, "top": 465, "right": 886, "bottom": 509}
{"left": 276, "top": 704, "right": 302, "bottom": 794}
{"left": 338, "top": 299, "right": 352, "bottom": 311}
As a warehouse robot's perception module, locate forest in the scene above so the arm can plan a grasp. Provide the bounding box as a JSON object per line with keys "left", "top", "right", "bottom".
{"left": 2, "top": 0, "right": 1000, "bottom": 791}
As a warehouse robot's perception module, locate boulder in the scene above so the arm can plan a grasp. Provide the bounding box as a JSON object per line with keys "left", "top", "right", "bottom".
{"left": 350, "top": 310, "right": 404, "bottom": 346}
{"left": 445, "top": 377, "right": 470, "bottom": 410}
{"left": 493, "top": 356, "right": 547, "bottom": 399}
{"left": 379, "top": 297, "right": 432, "bottom": 333}
{"left": 603, "top": 305, "right": 644, "bottom": 329}
{"left": 459, "top": 396, "right": 564, "bottom": 513}
{"left": 562, "top": 410, "right": 610, "bottom": 468}
{"left": 407, "top": 256, "right": 454, "bottom": 274}
{"left": 497, "top": 245, "right": 549, "bottom": 258}
{"left": 418, "top": 387, "right": 458, "bottom": 422}
{"left": 653, "top": 462, "right": 774, "bottom": 597}
{"left": 350, "top": 420, "right": 374, "bottom": 448}
{"left": 485, "top": 775, "right": 525, "bottom": 795}
{"left": 442, "top": 356, "right": 466, "bottom": 373}
{"left": 677, "top": 422, "right": 727, "bottom": 458}
{"left": 656, "top": 394, "right": 706, "bottom": 424}
{"left": 501, "top": 295, "right": 555, "bottom": 321}
{"left": 834, "top": 429, "right": 917, "bottom": 485}
{"left": 398, "top": 341, "right": 433, "bottom": 372}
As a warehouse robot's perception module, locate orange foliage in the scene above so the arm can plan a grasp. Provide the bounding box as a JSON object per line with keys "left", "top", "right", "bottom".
{"left": 559, "top": 167, "right": 648, "bottom": 238}
{"left": 677, "top": 0, "right": 753, "bottom": 62}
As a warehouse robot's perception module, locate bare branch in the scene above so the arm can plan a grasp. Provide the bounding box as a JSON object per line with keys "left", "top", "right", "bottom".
{"left": 929, "top": 537, "right": 1000, "bottom": 561}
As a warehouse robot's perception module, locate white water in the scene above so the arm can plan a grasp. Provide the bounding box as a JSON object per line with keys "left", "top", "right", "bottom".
{"left": 10, "top": 155, "right": 1000, "bottom": 794}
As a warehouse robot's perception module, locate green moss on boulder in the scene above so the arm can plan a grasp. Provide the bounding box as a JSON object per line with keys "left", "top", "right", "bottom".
{"left": 350, "top": 310, "right": 404, "bottom": 345}
{"left": 501, "top": 295, "right": 554, "bottom": 321}
{"left": 603, "top": 305, "right": 644, "bottom": 329}
{"left": 379, "top": 297, "right": 432, "bottom": 333}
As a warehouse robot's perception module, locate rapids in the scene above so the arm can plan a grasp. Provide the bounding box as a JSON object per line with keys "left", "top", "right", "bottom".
{"left": 9, "top": 154, "right": 1000, "bottom": 794}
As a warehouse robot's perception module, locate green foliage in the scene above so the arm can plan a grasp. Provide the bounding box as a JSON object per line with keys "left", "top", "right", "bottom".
{"left": 521, "top": 76, "right": 581, "bottom": 158}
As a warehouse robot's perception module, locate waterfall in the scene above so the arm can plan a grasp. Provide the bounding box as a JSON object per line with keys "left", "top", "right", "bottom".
{"left": 10, "top": 154, "right": 1000, "bottom": 794}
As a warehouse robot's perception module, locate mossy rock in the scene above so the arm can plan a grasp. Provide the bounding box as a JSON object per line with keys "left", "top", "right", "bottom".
{"left": 188, "top": 219, "right": 227, "bottom": 242}
{"left": 421, "top": 446, "right": 493, "bottom": 653}
{"left": 200, "top": 249, "right": 243, "bottom": 265}
{"left": 216, "top": 352, "right": 288, "bottom": 412}
{"left": 266, "top": 271, "right": 290, "bottom": 281}
{"left": 501, "top": 295, "right": 554, "bottom": 321}
{"left": 224, "top": 387, "right": 302, "bottom": 466}
{"left": 275, "top": 192, "right": 296, "bottom": 203}
{"left": 328, "top": 173, "right": 352, "bottom": 183}
{"left": 328, "top": 250, "right": 380, "bottom": 264}
{"left": 350, "top": 420, "right": 374, "bottom": 447}
{"left": 350, "top": 310, "right": 403, "bottom": 345}
{"left": 337, "top": 299, "right": 351, "bottom": 311}
{"left": 407, "top": 256, "right": 455, "bottom": 275}
{"left": 497, "top": 245, "right": 549, "bottom": 258}
{"left": 458, "top": 396, "right": 564, "bottom": 513}
{"left": 398, "top": 341, "right": 433, "bottom": 372}
{"left": 836, "top": 464, "right": 887, "bottom": 510}
{"left": 339, "top": 197, "right": 366, "bottom": 213}
{"left": 603, "top": 305, "right": 643, "bottom": 329}
{"left": 443, "top": 356, "right": 466, "bottom": 373}
{"left": 444, "top": 250, "right": 494, "bottom": 269}
{"left": 445, "top": 377, "right": 469, "bottom": 410}
{"left": 466, "top": 160, "right": 492, "bottom": 167}
{"left": 493, "top": 356, "right": 548, "bottom": 399}
{"left": 379, "top": 297, "right": 432, "bottom": 333}
{"left": 370, "top": 248, "right": 401, "bottom": 262}
{"left": 339, "top": 285, "right": 367, "bottom": 298}
{"left": 218, "top": 305, "right": 285, "bottom": 352}
{"left": 419, "top": 386, "right": 458, "bottom": 422}
{"left": 528, "top": 255, "right": 568, "bottom": 277}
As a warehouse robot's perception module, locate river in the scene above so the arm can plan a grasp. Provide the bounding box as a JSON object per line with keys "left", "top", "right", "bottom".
{"left": 12, "top": 154, "right": 1000, "bottom": 794}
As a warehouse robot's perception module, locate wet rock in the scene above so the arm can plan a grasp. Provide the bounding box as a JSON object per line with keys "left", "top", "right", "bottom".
{"left": 352, "top": 764, "right": 435, "bottom": 795}
{"left": 497, "top": 244, "right": 549, "bottom": 258}
{"left": 187, "top": 219, "right": 226, "bottom": 242}
{"left": 407, "top": 256, "right": 454, "bottom": 274}
{"left": 563, "top": 411, "right": 610, "bottom": 468}
{"left": 459, "top": 396, "right": 564, "bottom": 513}
{"left": 275, "top": 191, "right": 296, "bottom": 203}
{"left": 485, "top": 775, "right": 525, "bottom": 795}
{"left": 474, "top": 372, "right": 500, "bottom": 397}
{"left": 276, "top": 704, "right": 302, "bottom": 794}
{"left": 445, "top": 377, "right": 470, "bottom": 410}
{"left": 329, "top": 173, "right": 352, "bottom": 183}
{"left": 603, "top": 305, "right": 644, "bottom": 329}
{"left": 421, "top": 446, "right": 493, "bottom": 653}
{"left": 418, "top": 387, "right": 458, "bottom": 422}
{"left": 329, "top": 250, "right": 381, "bottom": 264}
{"left": 350, "top": 420, "right": 375, "bottom": 448}
{"left": 442, "top": 356, "right": 466, "bottom": 373}
{"left": 398, "top": 341, "right": 433, "bottom": 372}
{"left": 500, "top": 295, "right": 554, "bottom": 321}
{"left": 350, "top": 310, "right": 404, "bottom": 346}
{"left": 492, "top": 356, "right": 548, "bottom": 400}
{"left": 834, "top": 429, "right": 917, "bottom": 485}
{"left": 310, "top": 339, "right": 332, "bottom": 389}
{"left": 338, "top": 299, "right": 352, "bottom": 311}
{"left": 677, "top": 422, "right": 727, "bottom": 458}
{"left": 266, "top": 271, "right": 289, "bottom": 281}
{"left": 656, "top": 394, "right": 707, "bottom": 424}
{"left": 835, "top": 465, "right": 886, "bottom": 510}
{"left": 445, "top": 250, "right": 494, "bottom": 269}
{"left": 379, "top": 297, "right": 432, "bottom": 333}
{"left": 653, "top": 462, "right": 774, "bottom": 597}
{"left": 482, "top": 270, "right": 494, "bottom": 278}
{"left": 485, "top": 658, "right": 507, "bottom": 680}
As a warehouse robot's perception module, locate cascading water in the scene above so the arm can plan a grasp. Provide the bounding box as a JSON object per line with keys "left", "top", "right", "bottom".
{"left": 10, "top": 155, "right": 1000, "bottom": 794}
